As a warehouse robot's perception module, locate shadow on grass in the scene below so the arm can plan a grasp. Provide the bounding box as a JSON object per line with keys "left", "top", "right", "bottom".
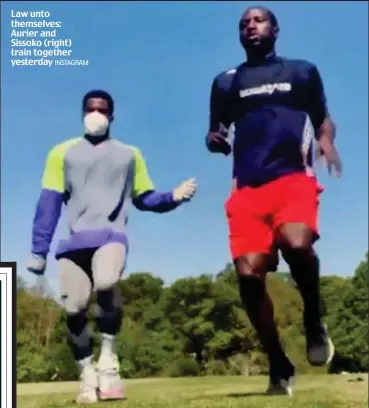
{"left": 188, "top": 391, "right": 271, "bottom": 402}
{"left": 67, "top": 397, "right": 128, "bottom": 406}
{"left": 227, "top": 392, "right": 269, "bottom": 398}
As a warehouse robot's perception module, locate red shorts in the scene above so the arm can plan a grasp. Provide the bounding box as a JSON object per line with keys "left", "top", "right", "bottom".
{"left": 225, "top": 173, "right": 321, "bottom": 259}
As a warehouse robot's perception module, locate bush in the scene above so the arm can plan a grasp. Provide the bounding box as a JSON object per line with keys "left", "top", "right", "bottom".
{"left": 205, "top": 360, "right": 229, "bottom": 376}
{"left": 119, "top": 360, "right": 136, "bottom": 379}
{"left": 166, "top": 356, "right": 201, "bottom": 377}
{"left": 247, "top": 351, "right": 269, "bottom": 375}
{"left": 45, "top": 343, "right": 79, "bottom": 381}
{"left": 227, "top": 353, "right": 248, "bottom": 376}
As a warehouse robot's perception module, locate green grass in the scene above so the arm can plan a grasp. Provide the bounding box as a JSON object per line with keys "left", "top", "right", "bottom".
{"left": 17, "top": 374, "right": 368, "bottom": 408}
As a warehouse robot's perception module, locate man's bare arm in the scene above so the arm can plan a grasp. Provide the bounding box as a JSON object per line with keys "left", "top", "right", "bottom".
{"left": 318, "top": 115, "right": 336, "bottom": 142}
{"left": 307, "top": 65, "right": 342, "bottom": 176}
{"left": 206, "top": 74, "right": 234, "bottom": 155}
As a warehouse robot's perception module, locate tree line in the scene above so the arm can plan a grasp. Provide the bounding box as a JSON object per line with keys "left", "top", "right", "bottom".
{"left": 16, "top": 253, "right": 368, "bottom": 382}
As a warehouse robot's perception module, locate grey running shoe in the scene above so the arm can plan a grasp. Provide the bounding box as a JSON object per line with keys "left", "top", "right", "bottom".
{"left": 306, "top": 323, "right": 335, "bottom": 366}
{"left": 267, "top": 355, "right": 295, "bottom": 397}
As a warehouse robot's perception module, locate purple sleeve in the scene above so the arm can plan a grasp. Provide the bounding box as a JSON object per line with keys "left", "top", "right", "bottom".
{"left": 306, "top": 65, "right": 328, "bottom": 132}
{"left": 209, "top": 74, "right": 235, "bottom": 132}
{"left": 31, "top": 189, "right": 63, "bottom": 256}
{"left": 132, "top": 190, "right": 179, "bottom": 213}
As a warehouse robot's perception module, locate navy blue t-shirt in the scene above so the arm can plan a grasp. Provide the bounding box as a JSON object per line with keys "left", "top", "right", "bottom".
{"left": 209, "top": 55, "right": 328, "bottom": 188}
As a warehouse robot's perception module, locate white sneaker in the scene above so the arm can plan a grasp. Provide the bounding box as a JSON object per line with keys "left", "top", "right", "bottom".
{"left": 267, "top": 376, "right": 295, "bottom": 397}
{"left": 76, "top": 364, "right": 98, "bottom": 404}
{"left": 97, "top": 352, "right": 125, "bottom": 401}
{"left": 306, "top": 323, "right": 335, "bottom": 366}
{"left": 267, "top": 357, "right": 295, "bottom": 397}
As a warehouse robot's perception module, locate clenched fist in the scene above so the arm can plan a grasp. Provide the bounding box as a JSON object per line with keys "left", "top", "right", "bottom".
{"left": 173, "top": 178, "right": 197, "bottom": 202}
{"left": 206, "top": 123, "right": 232, "bottom": 156}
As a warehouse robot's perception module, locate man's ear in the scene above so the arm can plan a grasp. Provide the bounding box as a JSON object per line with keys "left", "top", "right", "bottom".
{"left": 273, "top": 25, "right": 280, "bottom": 39}
{"left": 109, "top": 114, "right": 115, "bottom": 122}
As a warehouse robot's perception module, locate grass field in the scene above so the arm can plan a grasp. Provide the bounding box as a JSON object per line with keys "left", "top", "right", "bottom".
{"left": 17, "top": 374, "right": 368, "bottom": 408}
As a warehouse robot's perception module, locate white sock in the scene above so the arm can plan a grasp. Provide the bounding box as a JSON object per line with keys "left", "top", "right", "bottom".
{"left": 100, "top": 333, "right": 116, "bottom": 357}
{"left": 77, "top": 355, "right": 93, "bottom": 372}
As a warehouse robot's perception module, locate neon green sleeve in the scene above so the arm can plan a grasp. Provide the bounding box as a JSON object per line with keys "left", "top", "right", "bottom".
{"left": 131, "top": 147, "right": 155, "bottom": 198}
{"left": 42, "top": 146, "right": 66, "bottom": 192}
{"left": 41, "top": 138, "right": 80, "bottom": 192}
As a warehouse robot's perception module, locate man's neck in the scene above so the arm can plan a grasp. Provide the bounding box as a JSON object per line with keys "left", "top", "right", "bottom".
{"left": 84, "top": 133, "right": 110, "bottom": 145}
{"left": 246, "top": 48, "right": 276, "bottom": 66}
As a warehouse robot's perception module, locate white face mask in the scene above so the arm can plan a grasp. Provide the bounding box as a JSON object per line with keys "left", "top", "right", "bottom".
{"left": 83, "top": 111, "right": 109, "bottom": 137}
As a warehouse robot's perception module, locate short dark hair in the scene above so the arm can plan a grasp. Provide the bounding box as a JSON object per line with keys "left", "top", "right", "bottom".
{"left": 82, "top": 89, "right": 114, "bottom": 115}
{"left": 245, "top": 6, "right": 279, "bottom": 28}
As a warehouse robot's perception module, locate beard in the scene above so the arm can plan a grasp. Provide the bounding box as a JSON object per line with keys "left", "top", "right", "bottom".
{"left": 240, "top": 35, "right": 276, "bottom": 54}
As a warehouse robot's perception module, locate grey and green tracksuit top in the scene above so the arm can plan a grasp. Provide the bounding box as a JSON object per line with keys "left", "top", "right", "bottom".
{"left": 31, "top": 137, "right": 178, "bottom": 258}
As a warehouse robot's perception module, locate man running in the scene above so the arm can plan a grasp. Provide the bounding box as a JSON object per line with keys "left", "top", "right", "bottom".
{"left": 206, "top": 6, "right": 342, "bottom": 396}
{"left": 26, "top": 90, "right": 197, "bottom": 404}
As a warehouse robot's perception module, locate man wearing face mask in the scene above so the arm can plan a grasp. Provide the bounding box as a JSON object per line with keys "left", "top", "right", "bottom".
{"left": 205, "top": 6, "right": 342, "bottom": 396}
{"left": 26, "top": 89, "right": 197, "bottom": 404}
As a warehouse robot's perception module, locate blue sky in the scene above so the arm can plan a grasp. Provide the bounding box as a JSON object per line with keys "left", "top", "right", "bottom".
{"left": 1, "top": 1, "right": 368, "bottom": 293}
